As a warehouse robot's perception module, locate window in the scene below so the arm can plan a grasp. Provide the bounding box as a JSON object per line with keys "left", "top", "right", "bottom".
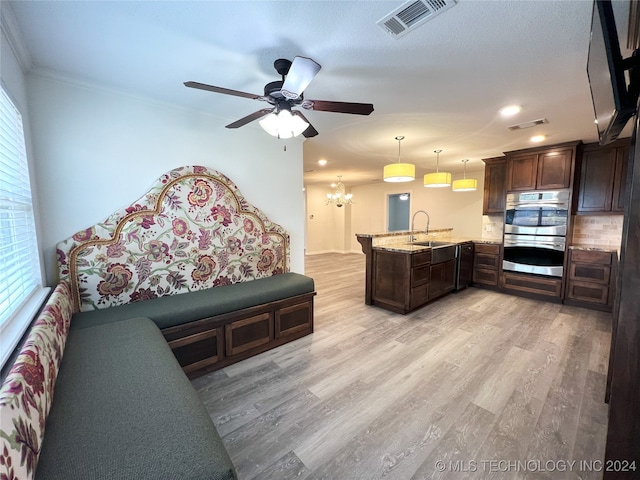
{"left": 0, "top": 85, "right": 48, "bottom": 368}
{"left": 387, "top": 192, "right": 410, "bottom": 231}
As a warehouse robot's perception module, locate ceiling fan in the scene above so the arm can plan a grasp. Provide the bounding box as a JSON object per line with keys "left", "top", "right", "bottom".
{"left": 184, "top": 56, "right": 374, "bottom": 138}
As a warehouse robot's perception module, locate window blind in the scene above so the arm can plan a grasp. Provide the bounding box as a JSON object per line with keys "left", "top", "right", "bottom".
{"left": 0, "top": 85, "right": 43, "bottom": 362}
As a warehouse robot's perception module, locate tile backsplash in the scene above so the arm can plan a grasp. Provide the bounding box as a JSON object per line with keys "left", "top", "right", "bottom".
{"left": 571, "top": 215, "right": 623, "bottom": 248}
{"left": 481, "top": 215, "right": 504, "bottom": 241}
{"left": 481, "top": 214, "right": 623, "bottom": 249}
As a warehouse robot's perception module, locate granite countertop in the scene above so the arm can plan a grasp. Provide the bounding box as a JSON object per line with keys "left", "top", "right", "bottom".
{"left": 356, "top": 228, "right": 453, "bottom": 239}
{"left": 369, "top": 236, "right": 502, "bottom": 253}
{"left": 569, "top": 244, "right": 619, "bottom": 253}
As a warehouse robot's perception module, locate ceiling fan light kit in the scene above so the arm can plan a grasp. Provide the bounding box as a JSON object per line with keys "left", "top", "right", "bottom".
{"left": 384, "top": 135, "right": 415, "bottom": 182}
{"left": 424, "top": 149, "right": 451, "bottom": 187}
{"left": 452, "top": 159, "right": 477, "bottom": 192}
{"left": 259, "top": 109, "right": 309, "bottom": 139}
{"left": 184, "top": 56, "right": 374, "bottom": 139}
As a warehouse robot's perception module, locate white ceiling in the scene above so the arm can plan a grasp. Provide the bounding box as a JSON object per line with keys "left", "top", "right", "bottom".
{"left": 4, "top": 0, "right": 635, "bottom": 187}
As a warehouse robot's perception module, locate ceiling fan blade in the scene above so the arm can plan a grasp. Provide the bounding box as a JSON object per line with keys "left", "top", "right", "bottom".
{"left": 293, "top": 111, "right": 319, "bottom": 138}
{"left": 281, "top": 56, "right": 321, "bottom": 100}
{"left": 225, "top": 109, "right": 273, "bottom": 129}
{"left": 302, "top": 99, "right": 374, "bottom": 115}
{"left": 184, "top": 81, "right": 263, "bottom": 100}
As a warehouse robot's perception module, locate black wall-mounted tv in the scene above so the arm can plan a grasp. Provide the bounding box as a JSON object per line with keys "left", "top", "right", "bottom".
{"left": 587, "top": 0, "right": 639, "bottom": 145}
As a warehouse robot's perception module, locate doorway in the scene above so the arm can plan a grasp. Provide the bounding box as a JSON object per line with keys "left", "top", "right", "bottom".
{"left": 387, "top": 193, "right": 410, "bottom": 231}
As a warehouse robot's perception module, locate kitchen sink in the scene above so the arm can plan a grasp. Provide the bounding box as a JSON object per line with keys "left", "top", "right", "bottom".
{"left": 411, "top": 241, "right": 454, "bottom": 248}
{"left": 408, "top": 241, "right": 456, "bottom": 264}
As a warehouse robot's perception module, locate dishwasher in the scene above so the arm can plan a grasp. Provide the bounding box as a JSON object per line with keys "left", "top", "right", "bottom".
{"left": 454, "top": 242, "right": 474, "bottom": 290}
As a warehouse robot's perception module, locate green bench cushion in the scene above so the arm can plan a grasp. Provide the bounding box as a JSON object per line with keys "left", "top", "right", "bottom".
{"left": 35, "top": 317, "right": 236, "bottom": 480}
{"left": 71, "top": 272, "right": 315, "bottom": 331}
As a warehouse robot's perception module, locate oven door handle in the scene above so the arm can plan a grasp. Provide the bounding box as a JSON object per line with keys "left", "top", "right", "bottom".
{"left": 504, "top": 240, "right": 565, "bottom": 250}
{"left": 508, "top": 203, "right": 568, "bottom": 209}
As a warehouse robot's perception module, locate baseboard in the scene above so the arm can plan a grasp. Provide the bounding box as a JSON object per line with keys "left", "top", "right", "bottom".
{"left": 305, "top": 250, "right": 364, "bottom": 256}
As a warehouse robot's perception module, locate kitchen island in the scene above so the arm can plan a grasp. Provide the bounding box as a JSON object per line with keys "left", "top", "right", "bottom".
{"left": 356, "top": 230, "right": 499, "bottom": 314}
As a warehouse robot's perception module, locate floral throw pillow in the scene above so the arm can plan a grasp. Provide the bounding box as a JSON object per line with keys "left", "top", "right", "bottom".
{"left": 0, "top": 282, "right": 73, "bottom": 480}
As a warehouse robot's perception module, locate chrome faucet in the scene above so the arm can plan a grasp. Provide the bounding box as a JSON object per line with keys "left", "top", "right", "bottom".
{"left": 410, "top": 210, "right": 430, "bottom": 243}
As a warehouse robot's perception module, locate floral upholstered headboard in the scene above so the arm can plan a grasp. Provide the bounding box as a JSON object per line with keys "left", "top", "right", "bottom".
{"left": 57, "top": 166, "right": 289, "bottom": 312}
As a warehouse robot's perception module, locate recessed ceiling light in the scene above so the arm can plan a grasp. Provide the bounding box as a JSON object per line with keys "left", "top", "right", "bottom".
{"left": 318, "top": 159, "right": 327, "bottom": 166}
{"left": 530, "top": 135, "right": 546, "bottom": 143}
{"left": 500, "top": 105, "right": 521, "bottom": 117}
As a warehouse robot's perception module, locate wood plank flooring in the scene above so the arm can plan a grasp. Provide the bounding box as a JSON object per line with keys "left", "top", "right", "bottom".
{"left": 192, "top": 253, "right": 611, "bottom": 480}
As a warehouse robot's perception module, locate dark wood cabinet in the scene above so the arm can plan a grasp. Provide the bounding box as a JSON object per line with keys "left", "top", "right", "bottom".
{"left": 428, "top": 259, "right": 456, "bottom": 300}
{"left": 613, "top": 144, "right": 629, "bottom": 212}
{"left": 576, "top": 144, "right": 617, "bottom": 212}
{"left": 502, "top": 271, "right": 563, "bottom": 299}
{"left": 472, "top": 243, "right": 501, "bottom": 288}
{"left": 371, "top": 249, "right": 432, "bottom": 314}
{"left": 482, "top": 157, "right": 506, "bottom": 214}
{"left": 537, "top": 149, "right": 574, "bottom": 189}
{"left": 162, "top": 293, "right": 314, "bottom": 378}
{"left": 565, "top": 248, "right": 616, "bottom": 311}
{"left": 505, "top": 142, "right": 579, "bottom": 192}
{"left": 575, "top": 139, "right": 630, "bottom": 214}
{"left": 506, "top": 153, "right": 538, "bottom": 191}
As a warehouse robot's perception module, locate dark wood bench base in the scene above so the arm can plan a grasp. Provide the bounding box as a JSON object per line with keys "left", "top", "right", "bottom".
{"left": 162, "top": 292, "right": 315, "bottom": 378}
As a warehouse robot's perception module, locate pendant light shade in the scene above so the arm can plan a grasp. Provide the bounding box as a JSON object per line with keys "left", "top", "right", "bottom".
{"left": 424, "top": 149, "right": 451, "bottom": 187}
{"left": 384, "top": 136, "right": 415, "bottom": 182}
{"left": 452, "top": 159, "right": 478, "bottom": 192}
{"left": 451, "top": 178, "right": 478, "bottom": 191}
{"left": 423, "top": 171, "right": 452, "bottom": 187}
{"left": 384, "top": 163, "right": 415, "bottom": 182}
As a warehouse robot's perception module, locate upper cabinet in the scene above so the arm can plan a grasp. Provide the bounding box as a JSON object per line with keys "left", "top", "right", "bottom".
{"left": 506, "top": 153, "right": 538, "bottom": 191}
{"left": 575, "top": 138, "right": 630, "bottom": 214}
{"left": 505, "top": 142, "right": 580, "bottom": 192}
{"left": 482, "top": 157, "right": 506, "bottom": 214}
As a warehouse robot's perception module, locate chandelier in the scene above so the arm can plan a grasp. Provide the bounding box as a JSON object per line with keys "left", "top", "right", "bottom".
{"left": 326, "top": 175, "right": 354, "bottom": 207}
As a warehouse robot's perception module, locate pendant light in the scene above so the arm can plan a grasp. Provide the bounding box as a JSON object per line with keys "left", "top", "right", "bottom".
{"left": 452, "top": 159, "right": 478, "bottom": 192}
{"left": 424, "top": 149, "right": 452, "bottom": 187}
{"left": 383, "top": 136, "right": 415, "bottom": 182}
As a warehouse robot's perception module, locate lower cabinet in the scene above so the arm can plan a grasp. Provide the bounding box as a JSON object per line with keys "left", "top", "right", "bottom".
{"left": 472, "top": 243, "right": 501, "bottom": 288}
{"left": 371, "top": 249, "right": 433, "bottom": 314}
{"left": 565, "top": 249, "right": 616, "bottom": 311}
{"left": 162, "top": 293, "right": 315, "bottom": 378}
{"left": 429, "top": 259, "right": 456, "bottom": 300}
{"left": 502, "top": 271, "right": 563, "bottom": 299}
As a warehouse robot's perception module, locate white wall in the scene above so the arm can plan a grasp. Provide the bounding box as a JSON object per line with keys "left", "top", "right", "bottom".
{"left": 26, "top": 73, "right": 306, "bottom": 285}
{"left": 305, "top": 184, "right": 347, "bottom": 253}
{"left": 304, "top": 171, "right": 485, "bottom": 254}
{"left": 349, "top": 174, "right": 485, "bottom": 251}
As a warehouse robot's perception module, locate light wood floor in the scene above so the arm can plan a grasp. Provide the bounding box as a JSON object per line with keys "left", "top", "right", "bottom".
{"left": 192, "top": 253, "right": 611, "bottom": 480}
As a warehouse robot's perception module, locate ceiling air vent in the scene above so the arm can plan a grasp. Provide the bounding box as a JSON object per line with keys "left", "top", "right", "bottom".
{"left": 377, "top": 0, "right": 457, "bottom": 39}
{"left": 507, "top": 118, "right": 548, "bottom": 131}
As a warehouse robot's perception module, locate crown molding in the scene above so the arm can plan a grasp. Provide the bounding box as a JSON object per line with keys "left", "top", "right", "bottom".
{"left": 1, "top": 2, "right": 33, "bottom": 73}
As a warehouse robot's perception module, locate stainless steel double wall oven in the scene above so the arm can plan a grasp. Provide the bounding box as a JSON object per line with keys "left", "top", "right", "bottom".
{"left": 503, "top": 190, "right": 570, "bottom": 277}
